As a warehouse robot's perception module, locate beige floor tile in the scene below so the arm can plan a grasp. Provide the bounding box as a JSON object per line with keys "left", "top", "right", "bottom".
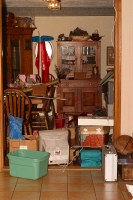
{"left": 12, "top": 191, "right": 40, "bottom": 200}
{"left": 92, "top": 175, "right": 105, "bottom": 183}
{"left": 68, "top": 170, "right": 92, "bottom": 177}
{"left": 17, "top": 177, "right": 43, "bottom": 184}
{"left": 91, "top": 170, "right": 103, "bottom": 177}
{"left": 0, "top": 191, "right": 13, "bottom": 200}
{"left": 94, "top": 182, "right": 120, "bottom": 192}
{"left": 118, "top": 181, "right": 133, "bottom": 192}
{"left": 68, "top": 175, "right": 92, "bottom": 183}
{"left": 68, "top": 191, "right": 96, "bottom": 200}
{"left": 0, "top": 171, "right": 17, "bottom": 184}
{"left": 0, "top": 176, "right": 17, "bottom": 184}
{"left": 122, "top": 191, "right": 133, "bottom": 200}
{"left": 14, "top": 183, "right": 42, "bottom": 192}
{"left": 95, "top": 191, "right": 125, "bottom": 200}
{"left": 40, "top": 191, "right": 67, "bottom": 200}
{"left": 0, "top": 182, "right": 16, "bottom": 192}
{"left": 1, "top": 168, "right": 132, "bottom": 200}
{"left": 41, "top": 183, "right": 67, "bottom": 192}
{"left": 48, "top": 169, "right": 68, "bottom": 176}
{"left": 68, "top": 182, "right": 94, "bottom": 192}
{"left": 43, "top": 174, "right": 67, "bottom": 183}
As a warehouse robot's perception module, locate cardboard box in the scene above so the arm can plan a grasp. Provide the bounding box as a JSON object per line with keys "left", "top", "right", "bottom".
{"left": 9, "top": 135, "right": 38, "bottom": 152}
{"left": 80, "top": 126, "right": 110, "bottom": 148}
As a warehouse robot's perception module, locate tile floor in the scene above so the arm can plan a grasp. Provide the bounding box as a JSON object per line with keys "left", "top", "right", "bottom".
{"left": 0, "top": 166, "right": 133, "bottom": 200}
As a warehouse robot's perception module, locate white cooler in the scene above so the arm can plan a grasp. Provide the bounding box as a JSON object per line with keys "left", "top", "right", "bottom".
{"left": 39, "top": 128, "right": 69, "bottom": 165}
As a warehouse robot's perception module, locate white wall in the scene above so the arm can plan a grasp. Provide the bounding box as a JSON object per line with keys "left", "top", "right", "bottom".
{"left": 121, "top": 0, "right": 133, "bottom": 136}
{"left": 32, "top": 16, "right": 114, "bottom": 79}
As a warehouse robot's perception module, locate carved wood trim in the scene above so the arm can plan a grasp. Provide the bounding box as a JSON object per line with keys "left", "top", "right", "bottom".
{"left": 114, "top": 0, "right": 121, "bottom": 141}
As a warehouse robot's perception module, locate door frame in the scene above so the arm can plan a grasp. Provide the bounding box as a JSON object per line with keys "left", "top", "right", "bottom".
{"left": 114, "top": 0, "right": 121, "bottom": 141}
{"left": 0, "top": 0, "right": 122, "bottom": 169}
{"left": 0, "top": 0, "right": 4, "bottom": 170}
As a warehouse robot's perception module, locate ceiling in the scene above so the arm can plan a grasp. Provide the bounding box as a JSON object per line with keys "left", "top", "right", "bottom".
{"left": 3, "top": 0, "right": 114, "bottom": 16}
{"left": 3, "top": 0, "right": 113, "bottom": 8}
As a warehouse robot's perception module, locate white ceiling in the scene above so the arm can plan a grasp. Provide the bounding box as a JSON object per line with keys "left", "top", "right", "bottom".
{"left": 4, "top": 0, "right": 113, "bottom": 8}
{"left": 3, "top": 0, "right": 114, "bottom": 16}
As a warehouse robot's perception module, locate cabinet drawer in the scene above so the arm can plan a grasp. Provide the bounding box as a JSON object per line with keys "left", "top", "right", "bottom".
{"left": 60, "top": 80, "right": 100, "bottom": 88}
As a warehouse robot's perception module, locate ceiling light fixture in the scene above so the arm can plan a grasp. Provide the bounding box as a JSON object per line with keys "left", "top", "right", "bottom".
{"left": 47, "top": 0, "right": 61, "bottom": 10}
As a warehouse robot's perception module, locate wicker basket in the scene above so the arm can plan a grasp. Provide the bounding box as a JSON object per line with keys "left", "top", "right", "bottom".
{"left": 70, "top": 35, "right": 90, "bottom": 41}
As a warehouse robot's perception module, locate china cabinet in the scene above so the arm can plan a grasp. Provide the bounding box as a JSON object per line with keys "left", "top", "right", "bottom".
{"left": 57, "top": 41, "right": 102, "bottom": 115}
{"left": 57, "top": 41, "right": 101, "bottom": 79}
{"left": 3, "top": 27, "right": 35, "bottom": 87}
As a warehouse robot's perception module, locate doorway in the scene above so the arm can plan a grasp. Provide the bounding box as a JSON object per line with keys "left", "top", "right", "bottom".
{"left": 0, "top": 0, "right": 121, "bottom": 170}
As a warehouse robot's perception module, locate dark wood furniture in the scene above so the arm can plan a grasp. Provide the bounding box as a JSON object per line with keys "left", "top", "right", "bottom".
{"left": 4, "top": 89, "right": 32, "bottom": 135}
{"left": 57, "top": 41, "right": 101, "bottom": 78}
{"left": 57, "top": 79, "right": 102, "bottom": 114}
{"left": 3, "top": 27, "right": 35, "bottom": 87}
{"left": 57, "top": 41, "right": 102, "bottom": 115}
{"left": 31, "top": 79, "right": 59, "bottom": 130}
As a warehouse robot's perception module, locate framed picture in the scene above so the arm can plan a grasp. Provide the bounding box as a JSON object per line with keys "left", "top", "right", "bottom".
{"left": 107, "top": 46, "right": 114, "bottom": 66}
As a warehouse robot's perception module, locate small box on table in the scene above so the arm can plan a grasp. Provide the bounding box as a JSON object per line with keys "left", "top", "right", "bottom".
{"left": 118, "top": 158, "right": 133, "bottom": 180}
{"left": 39, "top": 128, "right": 69, "bottom": 165}
{"left": 9, "top": 135, "right": 38, "bottom": 152}
{"left": 80, "top": 126, "right": 110, "bottom": 148}
{"left": 7, "top": 149, "right": 50, "bottom": 180}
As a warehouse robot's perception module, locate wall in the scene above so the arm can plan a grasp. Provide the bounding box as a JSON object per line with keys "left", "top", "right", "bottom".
{"left": 32, "top": 16, "right": 114, "bottom": 79}
{"left": 121, "top": 0, "right": 133, "bottom": 136}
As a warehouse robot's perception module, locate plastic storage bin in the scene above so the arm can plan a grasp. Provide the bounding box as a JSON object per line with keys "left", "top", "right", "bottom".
{"left": 7, "top": 150, "right": 50, "bottom": 180}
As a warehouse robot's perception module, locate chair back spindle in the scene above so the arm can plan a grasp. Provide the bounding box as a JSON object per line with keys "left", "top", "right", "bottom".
{"left": 4, "top": 89, "right": 32, "bottom": 135}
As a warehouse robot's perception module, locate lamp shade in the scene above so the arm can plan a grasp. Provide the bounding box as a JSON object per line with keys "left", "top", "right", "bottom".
{"left": 48, "top": 0, "right": 61, "bottom": 10}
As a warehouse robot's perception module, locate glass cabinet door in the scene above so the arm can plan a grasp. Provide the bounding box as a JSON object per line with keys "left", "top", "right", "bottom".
{"left": 82, "top": 46, "right": 96, "bottom": 64}
{"left": 11, "top": 40, "right": 20, "bottom": 82}
{"left": 82, "top": 44, "right": 99, "bottom": 78}
{"left": 60, "top": 45, "right": 77, "bottom": 78}
{"left": 57, "top": 41, "right": 101, "bottom": 80}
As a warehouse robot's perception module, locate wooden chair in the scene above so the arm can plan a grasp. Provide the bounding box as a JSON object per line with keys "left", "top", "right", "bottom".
{"left": 4, "top": 89, "right": 32, "bottom": 135}
{"left": 31, "top": 84, "right": 49, "bottom": 130}
{"left": 31, "top": 79, "right": 59, "bottom": 130}
{"left": 49, "top": 73, "right": 55, "bottom": 81}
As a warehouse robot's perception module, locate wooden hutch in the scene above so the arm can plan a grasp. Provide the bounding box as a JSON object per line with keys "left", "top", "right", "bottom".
{"left": 3, "top": 26, "right": 35, "bottom": 88}
{"left": 57, "top": 40, "right": 102, "bottom": 115}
